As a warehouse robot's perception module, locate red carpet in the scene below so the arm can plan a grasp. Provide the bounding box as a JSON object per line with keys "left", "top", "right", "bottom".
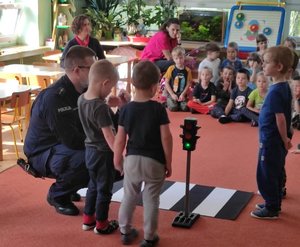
{"left": 1, "top": 112, "right": 300, "bottom": 247}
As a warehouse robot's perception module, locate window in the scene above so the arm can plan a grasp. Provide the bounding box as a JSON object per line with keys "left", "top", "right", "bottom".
{"left": 0, "top": 3, "right": 22, "bottom": 43}
{"left": 289, "top": 11, "right": 300, "bottom": 37}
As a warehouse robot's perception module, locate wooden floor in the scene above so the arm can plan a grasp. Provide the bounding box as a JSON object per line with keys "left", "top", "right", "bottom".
{"left": 1, "top": 112, "right": 300, "bottom": 247}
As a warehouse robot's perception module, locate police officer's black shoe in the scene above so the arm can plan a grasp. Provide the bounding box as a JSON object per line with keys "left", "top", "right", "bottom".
{"left": 47, "top": 194, "right": 79, "bottom": 216}
{"left": 70, "top": 192, "right": 81, "bottom": 202}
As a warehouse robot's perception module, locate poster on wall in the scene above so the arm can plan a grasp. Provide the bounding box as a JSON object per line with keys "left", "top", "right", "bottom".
{"left": 224, "top": 5, "right": 285, "bottom": 52}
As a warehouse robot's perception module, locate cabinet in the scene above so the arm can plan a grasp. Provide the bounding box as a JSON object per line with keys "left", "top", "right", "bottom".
{"left": 51, "top": 0, "right": 76, "bottom": 50}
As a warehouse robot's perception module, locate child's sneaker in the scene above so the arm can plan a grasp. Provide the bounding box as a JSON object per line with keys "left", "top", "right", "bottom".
{"left": 82, "top": 213, "right": 96, "bottom": 231}
{"left": 250, "top": 207, "right": 279, "bottom": 219}
{"left": 121, "top": 228, "right": 138, "bottom": 245}
{"left": 218, "top": 115, "right": 231, "bottom": 124}
{"left": 140, "top": 235, "right": 159, "bottom": 247}
{"left": 94, "top": 220, "right": 119, "bottom": 235}
{"left": 255, "top": 203, "right": 281, "bottom": 212}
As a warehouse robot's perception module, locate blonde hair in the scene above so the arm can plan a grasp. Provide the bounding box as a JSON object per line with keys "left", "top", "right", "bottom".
{"left": 172, "top": 46, "right": 186, "bottom": 57}
{"left": 89, "top": 60, "right": 119, "bottom": 85}
{"left": 264, "top": 46, "right": 294, "bottom": 74}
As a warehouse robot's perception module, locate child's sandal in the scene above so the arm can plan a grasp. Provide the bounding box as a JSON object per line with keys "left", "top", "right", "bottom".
{"left": 94, "top": 220, "right": 119, "bottom": 235}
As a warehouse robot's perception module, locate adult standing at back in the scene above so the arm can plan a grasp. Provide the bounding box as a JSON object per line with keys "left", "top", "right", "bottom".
{"left": 141, "top": 18, "right": 181, "bottom": 73}
{"left": 61, "top": 14, "right": 106, "bottom": 68}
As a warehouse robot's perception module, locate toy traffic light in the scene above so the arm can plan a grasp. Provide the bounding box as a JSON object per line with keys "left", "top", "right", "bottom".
{"left": 180, "top": 118, "right": 200, "bottom": 151}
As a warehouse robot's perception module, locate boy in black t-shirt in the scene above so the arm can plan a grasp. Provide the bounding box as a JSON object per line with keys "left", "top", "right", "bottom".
{"left": 218, "top": 68, "right": 252, "bottom": 124}
{"left": 114, "top": 60, "right": 173, "bottom": 246}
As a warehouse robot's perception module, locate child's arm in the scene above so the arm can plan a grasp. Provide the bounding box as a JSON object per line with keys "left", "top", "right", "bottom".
{"left": 160, "top": 124, "right": 173, "bottom": 177}
{"left": 246, "top": 99, "right": 259, "bottom": 113}
{"left": 113, "top": 126, "right": 127, "bottom": 174}
{"left": 224, "top": 99, "right": 234, "bottom": 115}
{"left": 202, "top": 95, "right": 216, "bottom": 106}
{"left": 102, "top": 126, "right": 115, "bottom": 151}
{"left": 275, "top": 113, "right": 292, "bottom": 150}
{"left": 179, "top": 80, "right": 191, "bottom": 101}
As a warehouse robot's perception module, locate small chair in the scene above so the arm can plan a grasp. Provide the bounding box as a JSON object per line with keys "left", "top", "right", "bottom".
{"left": 1, "top": 90, "right": 31, "bottom": 158}
{"left": 26, "top": 75, "right": 51, "bottom": 89}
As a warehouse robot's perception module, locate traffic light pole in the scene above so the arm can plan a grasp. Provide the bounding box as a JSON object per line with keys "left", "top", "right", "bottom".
{"left": 172, "top": 151, "right": 200, "bottom": 228}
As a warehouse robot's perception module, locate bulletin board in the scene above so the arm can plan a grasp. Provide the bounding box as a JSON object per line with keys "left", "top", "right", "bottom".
{"left": 224, "top": 5, "right": 285, "bottom": 52}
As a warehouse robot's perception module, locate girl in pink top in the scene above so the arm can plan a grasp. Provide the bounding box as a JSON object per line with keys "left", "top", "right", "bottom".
{"left": 141, "top": 18, "right": 181, "bottom": 72}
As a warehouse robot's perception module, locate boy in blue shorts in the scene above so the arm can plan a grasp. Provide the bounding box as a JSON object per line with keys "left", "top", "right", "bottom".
{"left": 250, "top": 46, "right": 294, "bottom": 219}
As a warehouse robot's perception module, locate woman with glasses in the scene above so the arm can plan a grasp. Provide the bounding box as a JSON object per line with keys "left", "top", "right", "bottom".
{"left": 61, "top": 14, "right": 106, "bottom": 68}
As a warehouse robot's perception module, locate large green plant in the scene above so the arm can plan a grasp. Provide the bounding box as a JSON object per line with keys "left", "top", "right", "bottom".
{"left": 121, "top": 0, "right": 152, "bottom": 26}
{"left": 152, "top": 0, "right": 178, "bottom": 27}
{"left": 85, "top": 0, "right": 123, "bottom": 39}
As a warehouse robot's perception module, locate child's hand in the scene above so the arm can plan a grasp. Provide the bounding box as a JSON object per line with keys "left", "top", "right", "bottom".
{"left": 107, "top": 95, "right": 120, "bottom": 107}
{"left": 284, "top": 138, "right": 293, "bottom": 150}
{"left": 165, "top": 167, "right": 172, "bottom": 177}
{"left": 171, "top": 94, "right": 178, "bottom": 101}
{"left": 118, "top": 89, "right": 131, "bottom": 107}
{"left": 179, "top": 94, "right": 185, "bottom": 102}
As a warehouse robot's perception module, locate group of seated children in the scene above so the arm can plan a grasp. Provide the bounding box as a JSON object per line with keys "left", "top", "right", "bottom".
{"left": 162, "top": 33, "right": 300, "bottom": 128}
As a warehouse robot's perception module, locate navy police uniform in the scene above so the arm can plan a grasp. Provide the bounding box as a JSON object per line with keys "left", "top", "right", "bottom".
{"left": 24, "top": 75, "right": 89, "bottom": 203}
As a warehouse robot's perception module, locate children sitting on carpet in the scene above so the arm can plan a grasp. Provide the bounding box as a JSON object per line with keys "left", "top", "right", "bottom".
{"left": 163, "top": 46, "right": 193, "bottom": 111}
{"left": 211, "top": 65, "right": 236, "bottom": 119}
{"left": 187, "top": 66, "right": 217, "bottom": 114}
{"left": 218, "top": 68, "right": 252, "bottom": 124}
{"left": 241, "top": 71, "right": 269, "bottom": 127}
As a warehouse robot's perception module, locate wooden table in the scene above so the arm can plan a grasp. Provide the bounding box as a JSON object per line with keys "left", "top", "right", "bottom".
{"left": 0, "top": 64, "right": 64, "bottom": 81}
{"left": 42, "top": 54, "right": 135, "bottom": 94}
{"left": 0, "top": 82, "right": 40, "bottom": 161}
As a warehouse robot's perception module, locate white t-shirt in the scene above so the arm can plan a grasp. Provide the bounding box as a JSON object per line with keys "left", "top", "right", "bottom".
{"left": 198, "top": 58, "right": 221, "bottom": 85}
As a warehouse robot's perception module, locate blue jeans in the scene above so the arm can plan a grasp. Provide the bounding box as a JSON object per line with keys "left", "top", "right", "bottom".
{"left": 84, "top": 146, "right": 115, "bottom": 221}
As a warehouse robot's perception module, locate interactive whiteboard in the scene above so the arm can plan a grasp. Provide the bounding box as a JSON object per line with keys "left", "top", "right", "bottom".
{"left": 224, "top": 5, "right": 285, "bottom": 52}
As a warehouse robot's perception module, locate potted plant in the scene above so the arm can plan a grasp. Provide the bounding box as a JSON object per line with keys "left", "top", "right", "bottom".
{"left": 85, "top": 0, "right": 123, "bottom": 40}
{"left": 121, "top": 0, "right": 153, "bottom": 36}
{"left": 152, "top": 0, "right": 178, "bottom": 27}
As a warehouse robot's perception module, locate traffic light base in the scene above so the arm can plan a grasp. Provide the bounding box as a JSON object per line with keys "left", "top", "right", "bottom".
{"left": 172, "top": 211, "right": 200, "bottom": 228}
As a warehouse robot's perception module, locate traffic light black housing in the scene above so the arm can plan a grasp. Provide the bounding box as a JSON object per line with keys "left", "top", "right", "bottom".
{"left": 180, "top": 118, "right": 200, "bottom": 151}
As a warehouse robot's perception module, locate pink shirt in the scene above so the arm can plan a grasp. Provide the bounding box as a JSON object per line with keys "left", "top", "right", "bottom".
{"left": 141, "top": 31, "right": 178, "bottom": 62}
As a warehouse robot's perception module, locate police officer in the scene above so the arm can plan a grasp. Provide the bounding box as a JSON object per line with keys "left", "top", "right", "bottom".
{"left": 24, "top": 46, "right": 96, "bottom": 216}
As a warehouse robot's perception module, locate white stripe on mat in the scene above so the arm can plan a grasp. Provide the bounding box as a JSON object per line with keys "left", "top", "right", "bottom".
{"left": 159, "top": 182, "right": 195, "bottom": 210}
{"left": 192, "top": 187, "right": 236, "bottom": 217}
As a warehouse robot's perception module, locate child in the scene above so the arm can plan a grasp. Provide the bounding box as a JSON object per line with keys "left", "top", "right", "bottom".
{"left": 250, "top": 46, "right": 294, "bottom": 219}
{"left": 78, "top": 60, "right": 119, "bottom": 234}
{"left": 256, "top": 33, "right": 268, "bottom": 56}
{"left": 114, "top": 60, "right": 173, "bottom": 246}
{"left": 220, "top": 41, "right": 243, "bottom": 72}
{"left": 283, "top": 36, "right": 297, "bottom": 50}
{"left": 187, "top": 66, "right": 217, "bottom": 114}
{"left": 241, "top": 72, "right": 269, "bottom": 126}
{"left": 210, "top": 65, "right": 236, "bottom": 118}
{"left": 198, "top": 42, "right": 221, "bottom": 85}
{"left": 164, "top": 46, "right": 192, "bottom": 111}
{"left": 292, "top": 76, "right": 300, "bottom": 130}
{"left": 245, "top": 52, "right": 263, "bottom": 90}
{"left": 218, "top": 68, "right": 252, "bottom": 124}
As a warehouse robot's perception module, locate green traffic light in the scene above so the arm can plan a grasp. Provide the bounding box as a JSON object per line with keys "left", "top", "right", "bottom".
{"left": 184, "top": 142, "right": 191, "bottom": 149}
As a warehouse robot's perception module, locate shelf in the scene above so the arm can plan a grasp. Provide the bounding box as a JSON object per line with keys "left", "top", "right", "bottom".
{"left": 58, "top": 4, "right": 70, "bottom": 7}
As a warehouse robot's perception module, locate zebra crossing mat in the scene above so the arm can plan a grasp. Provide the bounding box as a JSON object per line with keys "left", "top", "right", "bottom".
{"left": 78, "top": 180, "right": 253, "bottom": 220}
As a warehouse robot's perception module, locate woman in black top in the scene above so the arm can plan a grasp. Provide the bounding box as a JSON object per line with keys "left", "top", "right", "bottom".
{"left": 61, "top": 14, "right": 105, "bottom": 67}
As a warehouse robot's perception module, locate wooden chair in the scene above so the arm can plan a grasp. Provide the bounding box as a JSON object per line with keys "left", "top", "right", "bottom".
{"left": 43, "top": 49, "right": 61, "bottom": 57}
{"left": 0, "top": 74, "right": 22, "bottom": 84}
{"left": 26, "top": 75, "right": 51, "bottom": 89}
{"left": 1, "top": 90, "right": 31, "bottom": 158}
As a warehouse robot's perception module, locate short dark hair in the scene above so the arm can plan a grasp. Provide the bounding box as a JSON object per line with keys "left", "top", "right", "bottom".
{"left": 284, "top": 37, "right": 297, "bottom": 49}
{"left": 205, "top": 42, "right": 220, "bottom": 52}
{"left": 228, "top": 42, "right": 239, "bottom": 52}
{"left": 64, "top": 45, "right": 96, "bottom": 70}
{"left": 237, "top": 68, "right": 250, "bottom": 80}
{"left": 256, "top": 33, "right": 268, "bottom": 44}
{"left": 132, "top": 61, "right": 160, "bottom": 89}
{"left": 247, "top": 52, "right": 262, "bottom": 65}
{"left": 71, "top": 14, "right": 90, "bottom": 35}
{"left": 292, "top": 75, "right": 300, "bottom": 80}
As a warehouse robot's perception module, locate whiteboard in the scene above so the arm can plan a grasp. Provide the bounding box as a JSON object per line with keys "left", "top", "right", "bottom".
{"left": 224, "top": 5, "right": 285, "bottom": 52}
